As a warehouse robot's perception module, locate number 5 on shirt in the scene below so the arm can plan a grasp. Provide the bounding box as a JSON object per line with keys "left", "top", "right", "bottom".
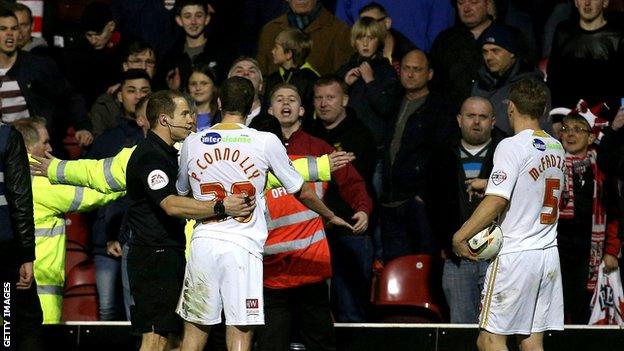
{"left": 540, "top": 178, "right": 560, "bottom": 224}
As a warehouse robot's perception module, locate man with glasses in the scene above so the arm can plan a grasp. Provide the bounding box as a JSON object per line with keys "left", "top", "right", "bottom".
{"left": 91, "top": 40, "right": 158, "bottom": 137}
{"left": 557, "top": 106, "right": 620, "bottom": 324}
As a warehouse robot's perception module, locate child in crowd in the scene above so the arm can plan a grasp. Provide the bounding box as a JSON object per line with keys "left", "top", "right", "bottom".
{"left": 187, "top": 63, "right": 220, "bottom": 131}
{"left": 264, "top": 28, "right": 319, "bottom": 130}
{"left": 336, "top": 16, "right": 399, "bottom": 146}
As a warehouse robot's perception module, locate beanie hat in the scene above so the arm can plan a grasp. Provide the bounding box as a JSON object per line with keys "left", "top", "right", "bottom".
{"left": 480, "top": 24, "right": 519, "bottom": 55}
{"left": 80, "top": 2, "right": 113, "bottom": 33}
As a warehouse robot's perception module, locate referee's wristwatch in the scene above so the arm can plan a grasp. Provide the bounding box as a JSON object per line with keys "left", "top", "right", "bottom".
{"left": 214, "top": 199, "right": 226, "bottom": 217}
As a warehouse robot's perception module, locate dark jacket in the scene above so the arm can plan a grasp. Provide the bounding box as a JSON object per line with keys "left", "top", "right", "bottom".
{"left": 547, "top": 20, "right": 624, "bottom": 116}
{"left": 472, "top": 59, "right": 548, "bottom": 135}
{"left": 90, "top": 93, "right": 123, "bottom": 138}
{"left": 7, "top": 51, "right": 90, "bottom": 132}
{"left": 310, "top": 108, "right": 378, "bottom": 189}
{"left": 0, "top": 127, "right": 35, "bottom": 264}
{"left": 6, "top": 51, "right": 90, "bottom": 158}
{"left": 161, "top": 34, "right": 230, "bottom": 88}
{"left": 336, "top": 53, "right": 400, "bottom": 146}
{"left": 382, "top": 93, "right": 456, "bottom": 203}
{"left": 429, "top": 23, "right": 486, "bottom": 117}
{"left": 61, "top": 38, "right": 122, "bottom": 108}
{"left": 424, "top": 133, "right": 504, "bottom": 258}
{"left": 87, "top": 117, "right": 144, "bottom": 253}
{"left": 389, "top": 28, "right": 418, "bottom": 74}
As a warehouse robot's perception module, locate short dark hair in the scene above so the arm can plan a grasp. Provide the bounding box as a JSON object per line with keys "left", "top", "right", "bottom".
{"left": 120, "top": 69, "right": 152, "bottom": 87}
{"left": 146, "top": 90, "right": 184, "bottom": 128}
{"left": 509, "top": 79, "right": 549, "bottom": 120}
{"left": 358, "top": 2, "right": 388, "bottom": 16}
{"left": 0, "top": 6, "right": 17, "bottom": 21}
{"left": 11, "top": 3, "right": 32, "bottom": 23}
{"left": 175, "top": 0, "right": 208, "bottom": 16}
{"left": 122, "top": 40, "right": 155, "bottom": 63}
{"left": 314, "top": 74, "right": 348, "bottom": 95}
{"left": 136, "top": 94, "right": 151, "bottom": 115}
{"left": 219, "top": 77, "right": 254, "bottom": 117}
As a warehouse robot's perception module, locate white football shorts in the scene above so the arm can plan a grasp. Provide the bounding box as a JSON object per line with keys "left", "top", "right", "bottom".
{"left": 176, "top": 237, "right": 264, "bottom": 326}
{"left": 479, "top": 246, "right": 564, "bottom": 335}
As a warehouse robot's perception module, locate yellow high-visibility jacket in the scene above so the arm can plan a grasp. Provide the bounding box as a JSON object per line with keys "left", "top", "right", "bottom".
{"left": 45, "top": 146, "right": 333, "bottom": 253}
{"left": 32, "top": 155, "right": 123, "bottom": 323}
{"left": 47, "top": 146, "right": 331, "bottom": 192}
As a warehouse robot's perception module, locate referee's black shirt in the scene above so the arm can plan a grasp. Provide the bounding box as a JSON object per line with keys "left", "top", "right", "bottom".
{"left": 126, "top": 130, "right": 185, "bottom": 248}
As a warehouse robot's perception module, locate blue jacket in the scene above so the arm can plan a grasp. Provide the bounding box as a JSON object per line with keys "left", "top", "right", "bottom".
{"left": 335, "top": 0, "right": 455, "bottom": 52}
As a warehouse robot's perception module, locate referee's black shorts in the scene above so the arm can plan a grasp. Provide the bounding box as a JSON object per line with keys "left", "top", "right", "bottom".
{"left": 127, "top": 245, "right": 186, "bottom": 335}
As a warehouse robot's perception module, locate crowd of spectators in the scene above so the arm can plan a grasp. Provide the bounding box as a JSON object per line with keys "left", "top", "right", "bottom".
{"left": 2, "top": 0, "right": 624, "bottom": 342}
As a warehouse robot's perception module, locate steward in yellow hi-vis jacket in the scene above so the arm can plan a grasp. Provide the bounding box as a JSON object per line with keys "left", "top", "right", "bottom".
{"left": 32, "top": 164, "right": 123, "bottom": 323}
{"left": 14, "top": 119, "right": 123, "bottom": 324}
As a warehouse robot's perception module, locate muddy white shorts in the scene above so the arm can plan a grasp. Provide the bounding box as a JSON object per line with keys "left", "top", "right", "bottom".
{"left": 479, "top": 246, "right": 564, "bottom": 335}
{"left": 176, "top": 237, "right": 264, "bottom": 326}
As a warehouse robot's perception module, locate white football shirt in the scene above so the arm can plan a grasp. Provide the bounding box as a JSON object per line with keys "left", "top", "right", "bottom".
{"left": 177, "top": 123, "right": 304, "bottom": 257}
{"left": 485, "top": 129, "right": 565, "bottom": 255}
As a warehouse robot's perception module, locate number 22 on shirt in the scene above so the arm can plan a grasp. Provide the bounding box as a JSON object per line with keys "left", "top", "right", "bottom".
{"left": 200, "top": 181, "right": 256, "bottom": 223}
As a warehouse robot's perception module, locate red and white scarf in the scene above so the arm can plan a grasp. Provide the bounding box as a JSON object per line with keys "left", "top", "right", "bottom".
{"left": 560, "top": 149, "right": 606, "bottom": 291}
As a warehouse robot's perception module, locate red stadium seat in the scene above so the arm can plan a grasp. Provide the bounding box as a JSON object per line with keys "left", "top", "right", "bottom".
{"left": 65, "top": 213, "right": 90, "bottom": 247}
{"left": 371, "top": 255, "right": 444, "bottom": 322}
{"left": 63, "top": 260, "right": 98, "bottom": 321}
{"left": 65, "top": 242, "right": 89, "bottom": 276}
{"left": 62, "top": 127, "right": 83, "bottom": 160}
{"left": 539, "top": 57, "right": 549, "bottom": 81}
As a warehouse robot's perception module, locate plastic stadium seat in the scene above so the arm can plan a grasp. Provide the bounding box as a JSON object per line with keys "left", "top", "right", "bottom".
{"left": 65, "top": 213, "right": 90, "bottom": 247}
{"left": 371, "top": 255, "right": 444, "bottom": 322}
{"left": 65, "top": 246, "right": 89, "bottom": 276}
{"left": 63, "top": 260, "right": 98, "bottom": 321}
{"left": 62, "top": 127, "right": 83, "bottom": 160}
{"left": 539, "top": 57, "right": 549, "bottom": 81}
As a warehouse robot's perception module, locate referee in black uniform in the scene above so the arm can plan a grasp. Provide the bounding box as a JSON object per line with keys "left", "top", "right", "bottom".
{"left": 125, "top": 90, "right": 255, "bottom": 350}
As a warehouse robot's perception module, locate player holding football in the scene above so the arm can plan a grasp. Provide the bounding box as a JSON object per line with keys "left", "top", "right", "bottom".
{"left": 452, "top": 79, "right": 565, "bottom": 351}
{"left": 175, "top": 76, "right": 352, "bottom": 351}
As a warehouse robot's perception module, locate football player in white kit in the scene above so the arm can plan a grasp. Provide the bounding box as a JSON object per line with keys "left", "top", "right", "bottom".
{"left": 175, "top": 77, "right": 352, "bottom": 351}
{"left": 453, "top": 79, "right": 565, "bottom": 351}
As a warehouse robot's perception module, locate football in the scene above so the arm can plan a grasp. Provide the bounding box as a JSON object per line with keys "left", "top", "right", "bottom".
{"left": 468, "top": 223, "right": 503, "bottom": 261}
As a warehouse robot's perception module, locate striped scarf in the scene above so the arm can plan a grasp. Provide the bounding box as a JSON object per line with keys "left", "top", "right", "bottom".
{"left": 560, "top": 149, "right": 606, "bottom": 291}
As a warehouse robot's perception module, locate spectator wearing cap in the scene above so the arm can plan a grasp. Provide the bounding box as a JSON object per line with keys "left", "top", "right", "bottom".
{"left": 471, "top": 24, "right": 548, "bottom": 136}
{"left": 555, "top": 101, "right": 621, "bottom": 323}
{"left": 62, "top": 2, "right": 123, "bottom": 108}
